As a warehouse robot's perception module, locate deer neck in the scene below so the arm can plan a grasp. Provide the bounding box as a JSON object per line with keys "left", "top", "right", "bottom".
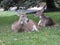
{"left": 18, "top": 17, "right": 24, "bottom": 24}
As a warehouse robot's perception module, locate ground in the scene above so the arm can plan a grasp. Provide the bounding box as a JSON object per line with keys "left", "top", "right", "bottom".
{"left": 0, "top": 11, "right": 60, "bottom": 45}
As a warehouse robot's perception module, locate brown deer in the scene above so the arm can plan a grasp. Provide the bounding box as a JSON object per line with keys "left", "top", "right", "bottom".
{"left": 11, "top": 12, "right": 40, "bottom": 33}
{"left": 35, "top": 9, "right": 54, "bottom": 27}
{"left": 23, "top": 18, "right": 40, "bottom": 32}
{"left": 11, "top": 13, "right": 26, "bottom": 33}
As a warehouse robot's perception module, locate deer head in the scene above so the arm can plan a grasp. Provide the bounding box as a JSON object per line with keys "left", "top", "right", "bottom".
{"left": 16, "top": 10, "right": 29, "bottom": 24}
{"left": 34, "top": 5, "right": 47, "bottom": 18}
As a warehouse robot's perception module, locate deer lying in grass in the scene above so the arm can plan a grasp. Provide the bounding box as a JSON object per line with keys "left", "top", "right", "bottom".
{"left": 11, "top": 12, "right": 40, "bottom": 33}
{"left": 11, "top": 13, "right": 25, "bottom": 32}
{"left": 35, "top": 10, "right": 54, "bottom": 27}
{"left": 23, "top": 17, "right": 40, "bottom": 32}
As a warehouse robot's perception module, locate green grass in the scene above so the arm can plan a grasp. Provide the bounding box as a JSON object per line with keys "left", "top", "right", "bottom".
{"left": 0, "top": 11, "right": 16, "bottom": 17}
{"left": 0, "top": 11, "right": 60, "bottom": 45}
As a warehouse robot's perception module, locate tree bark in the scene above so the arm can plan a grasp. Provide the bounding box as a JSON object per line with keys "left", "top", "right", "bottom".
{"left": 46, "top": 0, "right": 56, "bottom": 10}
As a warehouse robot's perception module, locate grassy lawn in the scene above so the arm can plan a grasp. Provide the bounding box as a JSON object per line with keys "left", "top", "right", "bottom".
{"left": 0, "top": 11, "right": 60, "bottom": 45}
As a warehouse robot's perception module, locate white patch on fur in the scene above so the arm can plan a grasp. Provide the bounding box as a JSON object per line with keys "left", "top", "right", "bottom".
{"left": 21, "top": 21, "right": 23, "bottom": 24}
{"left": 32, "top": 25, "right": 38, "bottom": 32}
{"left": 25, "top": 18, "right": 29, "bottom": 24}
{"left": 38, "top": 20, "right": 41, "bottom": 26}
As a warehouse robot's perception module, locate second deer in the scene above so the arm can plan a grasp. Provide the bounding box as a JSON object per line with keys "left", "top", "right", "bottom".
{"left": 35, "top": 10, "right": 54, "bottom": 27}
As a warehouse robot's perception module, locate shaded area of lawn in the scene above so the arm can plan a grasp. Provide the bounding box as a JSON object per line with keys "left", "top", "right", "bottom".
{"left": 0, "top": 11, "right": 60, "bottom": 45}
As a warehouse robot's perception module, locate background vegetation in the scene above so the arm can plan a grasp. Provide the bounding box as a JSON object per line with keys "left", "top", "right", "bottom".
{"left": 0, "top": 11, "right": 60, "bottom": 45}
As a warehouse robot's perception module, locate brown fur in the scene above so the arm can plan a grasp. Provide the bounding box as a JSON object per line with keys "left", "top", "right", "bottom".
{"left": 11, "top": 13, "right": 40, "bottom": 33}
{"left": 23, "top": 19, "right": 40, "bottom": 32}
{"left": 35, "top": 10, "right": 54, "bottom": 27}
{"left": 11, "top": 14, "right": 27, "bottom": 33}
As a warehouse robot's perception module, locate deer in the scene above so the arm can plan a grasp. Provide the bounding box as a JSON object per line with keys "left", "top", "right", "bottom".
{"left": 23, "top": 17, "right": 40, "bottom": 32}
{"left": 34, "top": 6, "right": 54, "bottom": 27}
{"left": 11, "top": 13, "right": 26, "bottom": 33}
{"left": 11, "top": 12, "right": 40, "bottom": 33}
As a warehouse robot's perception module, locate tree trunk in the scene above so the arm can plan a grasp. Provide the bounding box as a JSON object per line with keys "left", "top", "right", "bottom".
{"left": 46, "top": 0, "right": 56, "bottom": 10}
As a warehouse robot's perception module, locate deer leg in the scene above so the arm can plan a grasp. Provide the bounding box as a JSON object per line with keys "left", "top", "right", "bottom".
{"left": 38, "top": 20, "right": 41, "bottom": 26}
{"left": 32, "top": 25, "right": 39, "bottom": 32}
